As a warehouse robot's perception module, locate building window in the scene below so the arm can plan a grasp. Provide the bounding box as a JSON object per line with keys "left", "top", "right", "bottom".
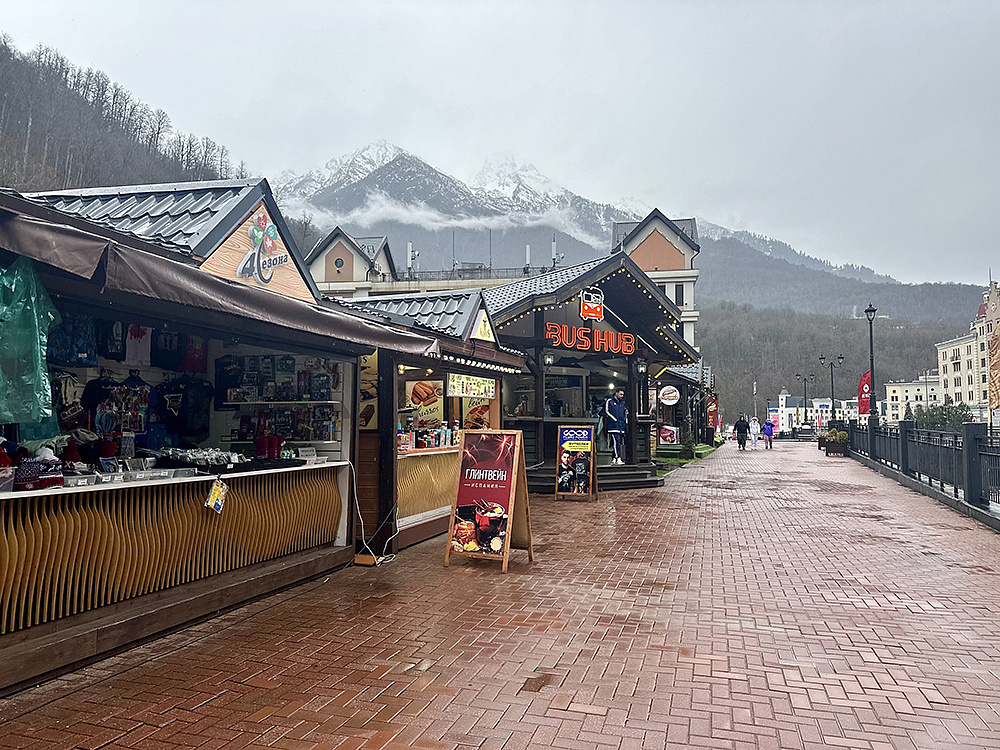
{"left": 969, "top": 375, "right": 975, "bottom": 385}
{"left": 942, "top": 351, "right": 948, "bottom": 361}
{"left": 983, "top": 374, "right": 988, "bottom": 384}
{"left": 990, "top": 323, "right": 994, "bottom": 334}
{"left": 954, "top": 377, "right": 961, "bottom": 387}
{"left": 982, "top": 358, "right": 987, "bottom": 368}
{"left": 678, "top": 322, "right": 685, "bottom": 340}
{"left": 984, "top": 390, "right": 989, "bottom": 401}
{"left": 954, "top": 361, "right": 961, "bottom": 371}
{"left": 968, "top": 345, "right": 973, "bottom": 355}
{"left": 969, "top": 392, "right": 975, "bottom": 402}
{"left": 981, "top": 342, "right": 987, "bottom": 351}
{"left": 674, "top": 283, "right": 685, "bottom": 307}
{"left": 967, "top": 360, "right": 973, "bottom": 370}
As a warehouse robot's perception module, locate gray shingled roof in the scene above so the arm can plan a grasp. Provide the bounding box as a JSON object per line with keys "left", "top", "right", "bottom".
{"left": 481, "top": 257, "right": 606, "bottom": 315}
{"left": 25, "top": 179, "right": 259, "bottom": 257}
{"left": 665, "top": 361, "right": 711, "bottom": 387}
{"left": 351, "top": 289, "right": 483, "bottom": 339}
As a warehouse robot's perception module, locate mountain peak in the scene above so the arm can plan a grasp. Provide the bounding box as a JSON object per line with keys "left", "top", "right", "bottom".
{"left": 471, "top": 154, "right": 566, "bottom": 201}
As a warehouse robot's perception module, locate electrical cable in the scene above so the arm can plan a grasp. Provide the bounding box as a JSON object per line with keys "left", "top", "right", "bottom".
{"left": 347, "top": 460, "right": 397, "bottom": 566}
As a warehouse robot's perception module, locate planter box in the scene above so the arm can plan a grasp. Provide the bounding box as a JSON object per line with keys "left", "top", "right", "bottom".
{"left": 825, "top": 442, "right": 848, "bottom": 456}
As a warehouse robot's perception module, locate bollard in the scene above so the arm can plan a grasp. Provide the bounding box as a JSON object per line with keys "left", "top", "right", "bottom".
{"left": 898, "top": 420, "right": 914, "bottom": 476}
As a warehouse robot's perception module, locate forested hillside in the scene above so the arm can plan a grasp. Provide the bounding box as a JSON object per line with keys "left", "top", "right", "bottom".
{"left": 698, "top": 302, "right": 966, "bottom": 422}
{"left": 0, "top": 36, "right": 244, "bottom": 192}
{"left": 696, "top": 236, "right": 982, "bottom": 325}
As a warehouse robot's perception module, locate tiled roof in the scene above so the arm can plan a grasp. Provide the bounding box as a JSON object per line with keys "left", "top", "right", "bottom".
{"left": 665, "top": 361, "right": 711, "bottom": 386}
{"left": 25, "top": 179, "right": 259, "bottom": 257}
{"left": 481, "top": 257, "right": 606, "bottom": 315}
{"left": 352, "top": 289, "right": 482, "bottom": 339}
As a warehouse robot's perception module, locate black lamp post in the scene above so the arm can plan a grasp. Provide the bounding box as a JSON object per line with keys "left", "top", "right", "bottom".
{"left": 865, "top": 304, "right": 878, "bottom": 422}
{"left": 795, "top": 372, "right": 815, "bottom": 425}
{"left": 819, "top": 354, "right": 844, "bottom": 426}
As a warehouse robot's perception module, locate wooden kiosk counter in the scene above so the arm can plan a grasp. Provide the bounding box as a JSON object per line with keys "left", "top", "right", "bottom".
{"left": 396, "top": 446, "right": 461, "bottom": 545}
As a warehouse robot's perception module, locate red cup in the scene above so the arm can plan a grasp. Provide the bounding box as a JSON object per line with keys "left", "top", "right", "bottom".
{"left": 268, "top": 435, "right": 282, "bottom": 458}
{"left": 254, "top": 437, "right": 269, "bottom": 458}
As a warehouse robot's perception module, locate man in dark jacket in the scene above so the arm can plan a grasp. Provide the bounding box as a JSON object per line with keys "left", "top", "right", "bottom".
{"left": 605, "top": 389, "right": 628, "bottom": 464}
{"left": 734, "top": 415, "right": 750, "bottom": 450}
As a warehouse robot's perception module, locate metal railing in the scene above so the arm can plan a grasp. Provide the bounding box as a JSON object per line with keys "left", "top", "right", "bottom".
{"left": 909, "top": 428, "right": 964, "bottom": 498}
{"left": 980, "top": 433, "right": 1000, "bottom": 505}
{"left": 874, "top": 425, "right": 900, "bottom": 469}
{"left": 397, "top": 265, "right": 554, "bottom": 282}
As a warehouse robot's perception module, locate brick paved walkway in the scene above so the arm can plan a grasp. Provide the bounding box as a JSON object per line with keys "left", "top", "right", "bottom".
{"left": 4, "top": 442, "right": 1000, "bottom": 749}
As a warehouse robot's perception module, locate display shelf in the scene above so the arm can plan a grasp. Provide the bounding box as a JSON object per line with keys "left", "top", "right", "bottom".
{"left": 223, "top": 400, "right": 341, "bottom": 406}
{"left": 221, "top": 438, "right": 341, "bottom": 446}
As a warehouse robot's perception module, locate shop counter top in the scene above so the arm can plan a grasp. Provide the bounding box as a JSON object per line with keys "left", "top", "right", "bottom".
{"left": 397, "top": 447, "right": 460, "bottom": 459}
{"left": 1, "top": 461, "right": 349, "bottom": 500}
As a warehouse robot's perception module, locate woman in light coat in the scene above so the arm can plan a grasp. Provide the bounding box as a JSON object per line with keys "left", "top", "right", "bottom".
{"left": 750, "top": 416, "right": 761, "bottom": 450}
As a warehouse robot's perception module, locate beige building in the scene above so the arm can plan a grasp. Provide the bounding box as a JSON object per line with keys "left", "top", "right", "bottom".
{"left": 884, "top": 373, "right": 939, "bottom": 424}
{"left": 935, "top": 280, "right": 1000, "bottom": 421}
{"left": 612, "top": 210, "right": 700, "bottom": 349}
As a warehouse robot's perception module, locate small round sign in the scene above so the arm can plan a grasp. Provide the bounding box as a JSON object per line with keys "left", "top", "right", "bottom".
{"left": 659, "top": 385, "right": 680, "bottom": 405}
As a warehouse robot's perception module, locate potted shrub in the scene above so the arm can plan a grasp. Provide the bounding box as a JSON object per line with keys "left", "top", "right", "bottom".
{"left": 825, "top": 429, "right": 849, "bottom": 456}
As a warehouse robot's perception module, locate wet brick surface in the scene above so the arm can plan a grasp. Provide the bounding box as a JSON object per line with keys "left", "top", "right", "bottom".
{"left": 3, "top": 442, "right": 1000, "bottom": 748}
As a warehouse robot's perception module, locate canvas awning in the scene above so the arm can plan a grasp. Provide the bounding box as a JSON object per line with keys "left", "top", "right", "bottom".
{"left": 0, "top": 200, "right": 439, "bottom": 357}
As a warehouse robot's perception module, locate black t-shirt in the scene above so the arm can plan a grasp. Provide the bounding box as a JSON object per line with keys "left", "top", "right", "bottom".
{"left": 151, "top": 330, "right": 185, "bottom": 371}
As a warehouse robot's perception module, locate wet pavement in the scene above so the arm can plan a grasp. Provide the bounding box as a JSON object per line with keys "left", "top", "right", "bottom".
{"left": 4, "top": 442, "right": 1000, "bottom": 749}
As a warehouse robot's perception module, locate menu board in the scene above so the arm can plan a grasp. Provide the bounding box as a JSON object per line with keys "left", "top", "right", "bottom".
{"left": 445, "top": 430, "right": 533, "bottom": 573}
{"left": 448, "top": 373, "right": 496, "bottom": 399}
{"left": 405, "top": 379, "right": 444, "bottom": 428}
{"left": 555, "top": 425, "right": 597, "bottom": 499}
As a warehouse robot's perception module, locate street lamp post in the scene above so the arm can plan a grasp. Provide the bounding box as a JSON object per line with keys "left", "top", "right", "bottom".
{"left": 795, "top": 372, "right": 815, "bottom": 426}
{"left": 865, "top": 304, "right": 878, "bottom": 421}
{"left": 819, "top": 354, "right": 844, "bottom": 427}
{"left": 865, "top": 303, "right": 878, "bottom": 458}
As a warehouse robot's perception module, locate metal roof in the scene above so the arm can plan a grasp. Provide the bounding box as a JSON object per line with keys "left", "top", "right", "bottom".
{"left": 481, "top": 257, "right": 606, "bottom": 315}
{"left": 351, "top": 288, "right": 484, "bottom": 339}
{"left": 665, "top": 361, "right": 712, "bottom": 387}
{"left": 25, "top": 179, "right": 259, "bottom": 257}
{"left": 614, "top": 208, "right": 700, "bottom": 254}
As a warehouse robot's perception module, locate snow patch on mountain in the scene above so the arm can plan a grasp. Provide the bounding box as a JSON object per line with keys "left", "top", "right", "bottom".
{"left": 275, "top": 140, "right": 407, "bottom": 199}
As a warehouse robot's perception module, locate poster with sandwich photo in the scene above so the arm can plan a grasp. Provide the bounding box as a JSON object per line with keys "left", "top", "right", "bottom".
{"left": 462, "top": 397, "right": 492, "bottom": 429}
{"left": 405, "top": 380, "right": 444, "bottom": 428}
{"left": 358, "top": 351, "right": 378, "bottom": 430}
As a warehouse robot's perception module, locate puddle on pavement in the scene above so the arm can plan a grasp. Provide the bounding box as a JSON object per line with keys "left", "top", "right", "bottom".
{"left": 519, "top": 673, "right": 557, "bottom": 692}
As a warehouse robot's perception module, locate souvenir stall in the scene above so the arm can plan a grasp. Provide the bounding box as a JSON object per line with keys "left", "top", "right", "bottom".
{"left": 482, "top": 254, "right": 699, "bottom": 469}
{"left": 0, "top": 182, "right": 437, "bottom": 692}
{"left": 348, "top": 290, "right": 523, "bottom": 552}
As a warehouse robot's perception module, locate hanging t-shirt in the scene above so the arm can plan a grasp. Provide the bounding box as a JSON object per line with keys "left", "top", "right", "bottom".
{"left": 96, "top": 320, "right": 126, "bottom": 362}
{"left": 151, "top": 330, "right": 185, "bottom": 371}
{"left": 182, "top": 335, "right": 208, "bottom": 373}
{"left": 155, "top": 377, "right": 214, "bottom": 441}
{"left": 124, "top": 325, "right": 152, "bottom": 367}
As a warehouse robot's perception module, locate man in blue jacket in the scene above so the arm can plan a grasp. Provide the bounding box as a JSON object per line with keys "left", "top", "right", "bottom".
{"left": 605, "top": 389, "right": 628, "bottom": 465}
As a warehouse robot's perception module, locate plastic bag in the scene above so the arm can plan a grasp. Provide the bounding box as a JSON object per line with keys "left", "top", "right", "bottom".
{"left": 0, "top": 256, "right": 60, "bottom": 423}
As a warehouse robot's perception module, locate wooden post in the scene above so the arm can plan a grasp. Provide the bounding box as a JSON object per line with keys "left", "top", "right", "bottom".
{"left": 374, "top": 349, "right": 398, "bottom": 555}
{"left": 626, "top": 358, "right": 639, "bottom": 465}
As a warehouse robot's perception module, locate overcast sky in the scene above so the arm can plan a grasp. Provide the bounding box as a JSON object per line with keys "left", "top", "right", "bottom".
{"left": 1, "top": 0, "right": 997, "bottom": 284}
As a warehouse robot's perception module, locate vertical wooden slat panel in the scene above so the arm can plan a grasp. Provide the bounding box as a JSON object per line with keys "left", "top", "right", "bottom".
{"left": 0, "top": 467, "right": 343, "bottom": 634}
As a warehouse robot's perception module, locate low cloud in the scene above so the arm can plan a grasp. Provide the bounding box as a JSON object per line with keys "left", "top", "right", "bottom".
{"left": 279, "top": 192, "right": 608, "bottom": 249}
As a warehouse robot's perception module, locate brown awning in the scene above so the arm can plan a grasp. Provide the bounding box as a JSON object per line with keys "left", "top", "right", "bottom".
{"left": 0, "top": 204, "right": 439, "bottom": 357}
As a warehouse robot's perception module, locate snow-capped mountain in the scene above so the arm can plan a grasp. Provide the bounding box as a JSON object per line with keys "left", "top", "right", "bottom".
{"left": 276, "top": 142, "right": 641, "bottom": 258}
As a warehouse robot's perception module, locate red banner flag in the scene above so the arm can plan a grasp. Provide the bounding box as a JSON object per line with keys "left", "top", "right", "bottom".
{"left": 858, "top": 370, "right": 872, "bottom": 415}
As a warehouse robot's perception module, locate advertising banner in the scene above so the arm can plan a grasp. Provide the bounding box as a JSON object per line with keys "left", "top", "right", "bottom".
{"left": 462, "top": 397, "right": 492, "bottom": 429}
{"left": 555, "top": 425, "right": 596, "bottom": 499}
{"left": 658, "top": 425, "right": 678, "bottom": 445}
{"left": 990, "top": 331, "right": 1000, "bottom": 410}
{"left": 446, "top": 430, "right": 533, "bottom": 573}
{"left": 405, "top": 379, "right": 444, "bottom": 428}
{"left": 858, "top": 370, "right": 872, "bottom": 415}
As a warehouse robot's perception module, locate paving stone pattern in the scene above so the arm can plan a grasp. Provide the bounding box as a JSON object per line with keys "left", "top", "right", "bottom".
{"left": 3, "top": 443, "right": 1000, "bottom": 748}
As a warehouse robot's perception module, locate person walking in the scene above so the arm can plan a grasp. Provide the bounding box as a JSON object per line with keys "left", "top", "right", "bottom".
{"left": 734, "top": 414, "right": 750, "bottom": 451}
{"left": 761, "top": 418, "right": 774, "bottom": 449}
{"left": 605, "top": 389, "right": 628, "bottom": 464}
{"left": 750, "top": 416, "right": 761, "bottom": 450}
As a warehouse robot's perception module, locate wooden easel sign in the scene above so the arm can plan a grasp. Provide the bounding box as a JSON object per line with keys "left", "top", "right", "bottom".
{"left": 445, "top": 430, "right": 533, "bottom": 573}
{"left": 555, "top": 424, "right": 598, "bottom": 501}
